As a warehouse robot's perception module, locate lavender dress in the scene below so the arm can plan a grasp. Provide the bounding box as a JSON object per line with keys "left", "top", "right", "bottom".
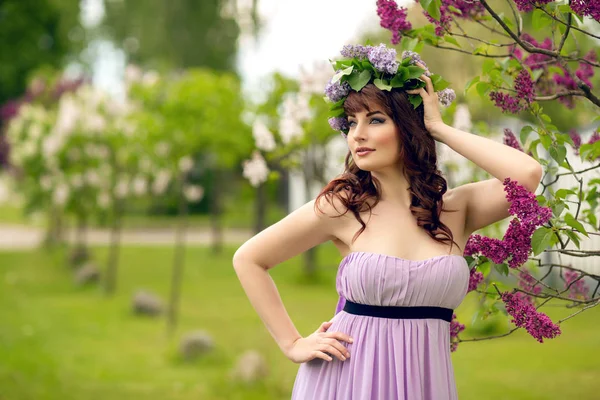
{"left": 291, "top": 251, "right": 470, "bottom": 400}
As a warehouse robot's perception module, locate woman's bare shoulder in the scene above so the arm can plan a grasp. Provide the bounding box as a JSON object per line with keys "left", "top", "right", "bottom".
{"left": 314, "top": 188, "right": 353, "bottom": 220}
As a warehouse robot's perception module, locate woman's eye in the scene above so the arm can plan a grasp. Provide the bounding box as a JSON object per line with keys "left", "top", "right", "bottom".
{"left": 371, "top": 118, "right": 384, "bottom": 124}
{"left": 348, "top": 121, "right": 357, "bottom": 127}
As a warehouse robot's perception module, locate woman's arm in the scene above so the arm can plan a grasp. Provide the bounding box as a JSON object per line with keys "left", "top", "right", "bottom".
{"left": 232, "top": 194, "right": 342, "bottom": 356}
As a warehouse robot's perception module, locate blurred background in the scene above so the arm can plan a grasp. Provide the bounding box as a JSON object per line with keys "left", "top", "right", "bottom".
{"left": 0, "top": 0, "right": 598, "bottom": 399}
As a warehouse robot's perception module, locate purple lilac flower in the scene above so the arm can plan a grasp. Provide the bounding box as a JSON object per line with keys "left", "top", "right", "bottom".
{"left": 341, "top": 45, "right": 372, "bottom": 60}
{"left": 376, "top": 0, "right": 412, "bottom": 45}
{"left": 489, "top": 91, "right": 524, "bottom": 114}
{"left": 503, "top": 128, "right": 524, "bottom": 152}
{"left": 324, "top": 75, "right": 351, "bottom": 103}
{"left": 569, "top": 129, "right": 582, "bottom": 154}
{"left": 576, "top": 50, "right": 597, "bottom": 88}
{"left": 328, "top": 116, "right": 349, "bottom": 133}
{"left": 449, "top": 313, "right": 465, "bottom": 352}
{"left": 422, "top": 0, "right": 486, "bottom": 36}
{"left": 520, "top": 34, "right": 553, "bottom": 71}
{"left": 438, "top": 88, "right": 456, "bottom": 106}
{"left": 587, "top": 130, "right": 600, "bottom": 161}
{"left": 401, "top": 50, "right": 432, "bottom": 76}
{"left": 367, "top": 44, "right": 399, "bottom": 75}
{"left": 465, "top": 178, "right": 552, "bottom": 269}
{"left": 564, "top": 269, "right": 590, "bottom": 301}
{"left": 571, "top": 0, "right": 600, "bottom": 22}
{"left": 512, "top": 0, "right": 554, "bottom": 12}
{"left": 468, "top": 268, "right": 484, "bottom": 292}
{"left": 515, "top": 270, "right": 542, "bottom": 305}
{"left": 515, "top": 69, "right": 535, "bottom": 103}
{"left": 501, "top": 292, "right": 561, "bottom": 343}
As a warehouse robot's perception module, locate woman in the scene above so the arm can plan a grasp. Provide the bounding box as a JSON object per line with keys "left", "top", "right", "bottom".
{"left": 232, "top": 44, "right": 542, "bottom": 399}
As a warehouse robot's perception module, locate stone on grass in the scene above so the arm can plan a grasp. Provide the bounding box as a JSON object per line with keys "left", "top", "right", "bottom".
{"left": 229, "top": 350, "right": 269, "bottom": 384}
{"left": 74, "top": 263, "right": 100, "bottom": 286}
{"left": 180, "top": 330, "right": 215, "bottom": 360}
{"left": 132, "top": 290, "right": 163, "bottom": 316}
{"left": 69, "top": 245, "right": 90, "bottom": 268}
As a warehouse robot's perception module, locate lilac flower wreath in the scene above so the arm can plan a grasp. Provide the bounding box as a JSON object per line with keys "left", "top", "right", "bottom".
{"left": 325, "top": 43, "right": 456, "bottom": 136}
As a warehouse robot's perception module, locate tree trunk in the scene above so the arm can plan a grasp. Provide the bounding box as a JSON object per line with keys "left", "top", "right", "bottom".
{"left": 210, "top": 167, "right": 223, "bottom": 254}
{"left": 167, "top": 175, "right": 188, "bottom": 335}
{"left": 253, "top": 183, "right": 266, "bottom": 234}
{"left": 104, "top": 198, "right": 124, "bottom": 295}
{"left": 302, "top": 147, "right": 318, "bottom": 279}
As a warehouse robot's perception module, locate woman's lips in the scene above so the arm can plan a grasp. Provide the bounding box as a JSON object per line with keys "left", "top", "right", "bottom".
{"left": 356, "top": 150, "right": 374, "bottom": 156}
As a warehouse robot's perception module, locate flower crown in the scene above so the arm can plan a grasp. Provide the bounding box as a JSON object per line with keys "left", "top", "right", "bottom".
{"left": 325, "top": 43, "right": 456, "bottom": 135}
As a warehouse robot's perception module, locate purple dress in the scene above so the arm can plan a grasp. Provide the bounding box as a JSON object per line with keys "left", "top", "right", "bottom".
{"left": 291, "top": 251, "right": 470, "bottom": 400}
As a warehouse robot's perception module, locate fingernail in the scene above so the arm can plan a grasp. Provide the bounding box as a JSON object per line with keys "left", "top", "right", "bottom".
{"left": 349, "top": 338, "right": 354, "bottom": 343}
{"left": 341, "top": 355, "right": 346, "bottom": 361}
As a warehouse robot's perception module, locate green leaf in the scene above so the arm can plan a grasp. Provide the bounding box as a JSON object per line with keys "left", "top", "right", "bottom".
{"left": 421, "top": 0, "right": 442, "bottom": 21}
{"left": 408, "top": 94, "right": 423, "bottom": 108}
{"left": 564, "top": 230, "right": 581, "bottom": 249}
{"left": 564, "top": 213, "right": 589, "bottom": 238}
{"left": 549, "top": 144, "right": 567, "bottom": 165}
{"left": 331, "top": 66, "right": 354, "bottom": 84}
{"left": 493, "top": 262, "right": 509, "bottom": 277}
{"left": 406, "top": 66, "right": 426, "bottom": 79}
{"left": 476, "top": 82, "right": 491, "bottom": 97}
{"left": 464, "top": 76, "right": 480, "bottom": 94}
{"left": 532, "top": 9, "right": 552, "bottom": 30}
{"left": 373, "top": 78, "right": 392, "bottom": 91}
{"left": 539, "top": 133, "right": 553, "bottom": 150}
{"left": 551, "top": 201, "right": 565, "bottom": 217}
{"left": 443, "top": 35, "right": 461, "bottom": 48}
{"left": 478, "top": 260, "right": 491, "bottom": 275}
{"left": 531, "top": 227, "right": 553, "bottom": 256}
{"left": 474, "top": 44, "right": 489, "bottom": 55}
{"left": 555, "top": 188, "right": 576, "bottom": 199}
{"left": 348, "top": 70, "right": 372, "bottom": 91}
{"left": 520, "top": 125, "right": 534, "bottom": 144}
{"left": 482, "top": 58, "right": 496, "bottom": 74}
{"left": 401, "top": 36, "right": 419, "bottom": 52}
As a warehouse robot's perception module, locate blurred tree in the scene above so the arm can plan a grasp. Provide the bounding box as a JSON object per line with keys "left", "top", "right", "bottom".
{"left": 102, "top": 0, "right": 240, "bottom": 71}
{"left": 0, "top": 0, "right": 82, "bottom": 107}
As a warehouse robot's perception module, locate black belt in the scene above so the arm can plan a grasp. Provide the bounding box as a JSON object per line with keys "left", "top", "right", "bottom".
{"left": 343, "top": 300, "right": 453, "bottom": 322}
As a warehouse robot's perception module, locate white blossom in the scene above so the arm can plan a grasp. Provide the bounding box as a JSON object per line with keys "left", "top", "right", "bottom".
{"left": 54, "top": 94, "right": 79, "bottom": 137}
{"left": 299, "top": 61, "right": 331, "bottom": 95}
{"left": 178, "top": 156, "right": 194, "bottom": 173}
{"left": 85, "top": 170, "right": 101, "bottom": 187}
{"left": 132, "top": 176, "right": 148, "bottom": 196}
{"left": 152, "top": 170, "right": 171, "bottom": 195}
{"left": 114, "top": 178, "right": 129, "bottom": 199}
{"left": 29, "top": 123, "right": 43, "bottom": 141}
{"left": 242, "top": 151, "right": 269, "bottom": 187}
{"left": 183, "top": 184, "right": 204, "bottom": 202}
{"left": 42, "top": 135, "right": 64, "bottom": 158}
{"left": 52, "top": 183, "right": 69, "bottom": 206}
{"left": 142, "top": 71, "right": 159, "bottom": 86}
{"left": 453, "top": 103, "right": 472, "bottom": 132}
{"left": 125, "top": 64, "right": 143, "bottom": 85}
{"left": 40, "top": 175, "right": 53, "bottom": 191}
{"left": 155, "top": 141, "right": 170, "bottom": 157}
{"left": 71, "top": 173, "right": 84, "bottom": 189}
{"left": 252, "top": 118, "right": 276, "bottom": 151}
{"left": 97, "top": 192, "right": 112, "bottom": 209}
{"left": 279, "top": 116, "right": 304, "bottom": 145}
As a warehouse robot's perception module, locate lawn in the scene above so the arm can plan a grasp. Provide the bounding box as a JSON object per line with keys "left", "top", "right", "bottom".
{"left": 0, "top": 244, "right": 598, "bottom": 399}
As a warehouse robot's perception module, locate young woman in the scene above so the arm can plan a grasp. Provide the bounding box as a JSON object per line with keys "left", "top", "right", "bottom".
{"left": 233, "top": 45, "right": 542, "bottom": 399}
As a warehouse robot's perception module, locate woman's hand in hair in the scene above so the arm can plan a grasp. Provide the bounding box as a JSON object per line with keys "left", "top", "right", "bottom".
{"left": 406, "top": 63, "right": 445, "bottom": 139}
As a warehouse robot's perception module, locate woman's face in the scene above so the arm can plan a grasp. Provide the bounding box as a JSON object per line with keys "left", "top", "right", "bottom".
{"left": 346, "top": 108, "right": 401, "bottom": 172}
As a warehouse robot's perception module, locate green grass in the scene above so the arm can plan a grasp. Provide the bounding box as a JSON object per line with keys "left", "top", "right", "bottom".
{"left": 0, "top": 244, "right": 598, "bottom": 399}
{"left": 0, "top": 200, "right": 287, "bottom": 230}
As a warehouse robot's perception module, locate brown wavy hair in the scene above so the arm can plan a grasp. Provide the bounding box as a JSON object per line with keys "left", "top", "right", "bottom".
{"left": 315, "top": 83, "right": 461, "bottom": 253}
